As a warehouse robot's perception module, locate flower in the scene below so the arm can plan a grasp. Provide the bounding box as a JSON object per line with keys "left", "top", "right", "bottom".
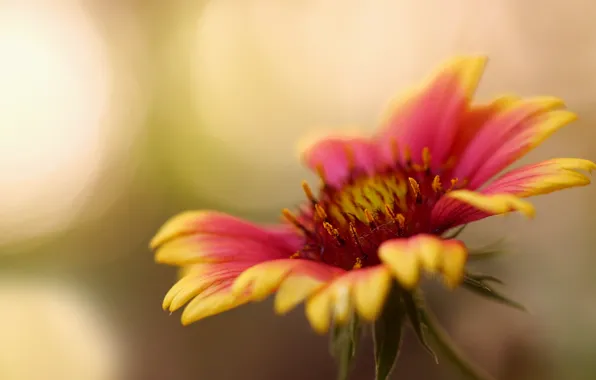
{"left": 151, "top": 56, "right": 594, "bottom": 334}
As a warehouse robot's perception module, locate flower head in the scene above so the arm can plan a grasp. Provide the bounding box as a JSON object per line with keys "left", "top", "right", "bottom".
{"left": 152, "top": 56, "right": 594, "bottom": 336}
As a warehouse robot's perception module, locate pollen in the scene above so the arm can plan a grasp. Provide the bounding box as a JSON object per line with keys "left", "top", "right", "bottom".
{"left": 315, "top": 204, "right": 328, "bottom": 219}
{"left": 432, "top": 175, "right": 442, "bottom": 193}
{"left": 316, "top": 164, "right": 327, "bottom": 184}
{"left": 396, "top": 213, "right": 406, "bottom": 229}
{"left": 352, "top": 257, "right": 364, "bottom": 269}
{"left": 301, "top": 181, "right": 317, "bottom": 204}
{"left": 286, "top": 147, "right": 460, "bottom": 270}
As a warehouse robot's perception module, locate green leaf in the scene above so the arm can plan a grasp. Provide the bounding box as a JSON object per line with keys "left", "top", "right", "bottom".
{"left": 373, "top": 284, "right": 406, "bottom": 380}
{"left": 419, "top": 305, "right": 497, "bottom": 380}
{"left": 402, "top": 291, "right": 438, "bottom": 363}
{"left": 462, "top": 276, "right": 527, "bottom": 312}
{"left": 466, "top": 272, "right": 504, "bottom": 285}
{"left": 330, "top": 314, "right": 361, "bottom": 380}
{"left": 467, "top": 239, "right": 506, "bottom": 261}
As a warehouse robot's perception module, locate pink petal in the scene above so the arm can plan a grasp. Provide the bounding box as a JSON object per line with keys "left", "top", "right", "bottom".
{"left": 430, "top": 157, "right": 595, "bottom": 230}
{"left": 152, "top": 211, "right": 301, "bottom": 265}
{"left": 479, "top": 158, "right": 595, "bottom": 196}
{"left": 376, "top": 56, "right": 487, "bottom": 171}
{"left": 302, "top": 137, "right": 381, "bottom": 189}
{"left": 448, "top": 95, "right": 521, "bottom": 161}
{"left": 453, "top": 98, "right": 574, "bottom": 189}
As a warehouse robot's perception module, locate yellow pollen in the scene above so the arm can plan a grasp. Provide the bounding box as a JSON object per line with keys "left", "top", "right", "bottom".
{"left": 301, "top": 181, "right": 316, "bottom": 203}
{"left": 349, "top": 223, "right": 358, "bottom": 239}
{"left": 396, "top": 213, "right": 405, "bottom": 229}
{"left": 408, "top": 177, "right": 420, "bottom": 198}
{"left": 315, "top": 204, "right": 327, "bottom": 220}
{"left": 282, "top": 208, "right": 299, "bottom": 224}
{"left": 353, "top": 257, "right": 363, "bottom": 269}
{"left": 364, "top": 209, "right": 376, "bottom": 225}
{"left": 290, "top": 252, "right": 301, "bottom": 259}
{"left": 323, "top": 221, "right": 340, "bottom": 238}
{"left": 432, "top": 175, "right": 442, "bottom": 193}
{"left": 449, "top": 178, "right": 459, "bottom": 191}
{"left": 282, "top": 208, "right": 313, "bottom": 238}
{"left": 316, "top": 164, "right": 327, "bottom": 184}
{"left": 384, "top": 204, "right": 396, "bottom": 218}
{"left": 422, "top": 147, "right": 431, "bottom": 170}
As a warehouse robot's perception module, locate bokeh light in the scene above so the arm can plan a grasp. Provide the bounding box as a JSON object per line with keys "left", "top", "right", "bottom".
{"left": 0, "top": 1, "right": 111, "bottom": 244}
{"left": 0, "top": 279, "right": 123, "bottom": 380}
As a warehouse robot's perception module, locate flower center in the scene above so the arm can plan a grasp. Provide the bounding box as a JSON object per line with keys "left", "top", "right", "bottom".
{"left": 284, "top": 148, "right": 462, "bottom": 271}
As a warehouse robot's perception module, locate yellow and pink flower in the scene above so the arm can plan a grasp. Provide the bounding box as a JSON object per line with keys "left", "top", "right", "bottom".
{"left": 151, "top": 56, "right": 594, "bottom": 334}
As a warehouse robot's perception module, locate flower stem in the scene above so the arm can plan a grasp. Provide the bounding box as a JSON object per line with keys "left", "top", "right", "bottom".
{"left": 419, "top": 307, "right": 497, "bottom": 380}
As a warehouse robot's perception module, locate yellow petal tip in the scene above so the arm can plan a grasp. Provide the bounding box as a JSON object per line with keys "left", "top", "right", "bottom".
{"left": 150, "top": 211, "right": 209, "bottom": 250}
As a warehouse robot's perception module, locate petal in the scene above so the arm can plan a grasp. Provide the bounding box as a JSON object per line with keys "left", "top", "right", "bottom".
{"left": 163, "top": 262, "right": 249, "bottom": 313}
{"left": 153, "top": 212, "right": 305, "bottom": 325}
{"left": 453, "top": 97, "right": 574, "bottom": 189}
{"left": 151, "top": 211, "right": 300, "bottom": 251}
{"left": 302, "top": 137, "right": 380, "bottom": 189}
{"left": 152, "top": 211, "right": 299, "bottom": 265}
{"left": 305, "top": 266, "right": 392, "bottom": 333}
{"left": 376, "top": 56, "right": 487, "bottom": 170}
{"left": 154, "top": 233, "right": 289, "bottom": 265}
{"left": 232, "top": 259, "right": 342, "bottom": 304}
{"left": 181, "top": 281, "right": 249, "bottom": 326}
{"left": 304, "top": 287, "right": 332, "bottom": 334}
{"left": 431, "top": 190, "right": 535, "bottom": 231}
{"left": 378, "top": 235, "right": 468, "bottom": 289}
{"left": 431, "top": 159, "right": 595, "bottom": 230}
{"left": 448, "top": 95, "right": 521, "bottom": 160}
{"left": 481, "top": 158, "right": 596, "bottom": 197}
{"left": 275, "top": 275, "right": 327, "bottom": 315}
{"left": 441, "top": 244, "right": 468, "bottom": 288}
{"left": 352, "top": 266, "right": 393, "bottom": 320}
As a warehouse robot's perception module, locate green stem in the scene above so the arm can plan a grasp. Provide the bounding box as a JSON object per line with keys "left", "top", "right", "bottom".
{"left": 419, "top": 307, "right": 497, "bottom": 380}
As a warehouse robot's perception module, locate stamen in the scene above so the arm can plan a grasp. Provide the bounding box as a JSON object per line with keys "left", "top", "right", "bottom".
{"left": 432, "top": 175, "right": 442, "bottom": 193}
{"left": 301, "top": 181, "right": 317, "bottom": 204}
{"left": 422, "top": 147, "right": 431, "bottom": 171}
{"left": 364, "top": 209, "right": 377, "bottom": 229}
{"left": 349, "top": 223, "right": 365, "bottom": 256}
{"left": 448, "top": 178, "right": 459, "bottom": 191}
{"left": 396, "top": 213, "right": 406, "bottom": 229}
{"left": 408, "top": 177, "right": 422, "bottom": 203}
{"left": 282, "top": 208, "right": 315, "bottom": 238}
{"left": 352, "top": 257, "right": 363, "bottom": 269}
{"left": 323, "top": 221, "right": 345, "bottom": 246}
{"left": 315, "top": 204, "right": 328, "bottom": 220}
{"left": 384, "top": 204, "right": 396, "bottom": 219}
{"left": 290, "top": 252, "right": 301, "bottom": 259}
{"left": 316, "top": 163, "right": 327, "bottom": 184}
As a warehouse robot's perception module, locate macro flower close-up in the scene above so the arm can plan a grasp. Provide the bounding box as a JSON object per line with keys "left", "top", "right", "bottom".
{"left": 151, "top": 55, "right": 595, "bottom": 379}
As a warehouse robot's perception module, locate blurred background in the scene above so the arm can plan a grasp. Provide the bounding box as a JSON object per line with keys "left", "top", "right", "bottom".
{"left": 1, "top": 0, "right": 595, "bottom": 379}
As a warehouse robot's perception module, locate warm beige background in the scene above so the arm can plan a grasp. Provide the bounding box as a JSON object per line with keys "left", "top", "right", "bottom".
{"left": 1, "top": 1, "right": 595, "bottom": 379}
